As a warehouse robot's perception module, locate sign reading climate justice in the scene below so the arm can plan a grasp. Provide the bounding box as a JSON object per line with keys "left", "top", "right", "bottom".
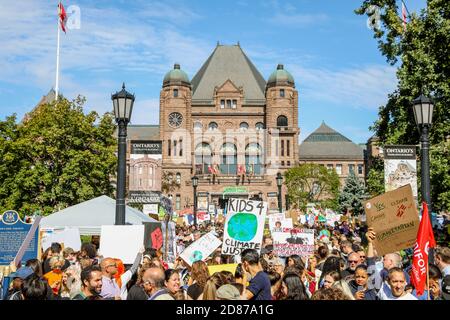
{"left": 222, "top": 198, "right": 267, "bottom": 255}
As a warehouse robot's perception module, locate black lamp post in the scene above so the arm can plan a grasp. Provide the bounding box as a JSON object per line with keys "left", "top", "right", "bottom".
{"left": 412, "top": 94, "right": 434, "bottom": 217}
{"left": 276, "top": 172, "right": 283, "bottom": 213}
{"left": 192, "top": 176, "right": 199, "bottom": 227}
{"left": 112, "top": 83, "right": 135, "bottom": 225}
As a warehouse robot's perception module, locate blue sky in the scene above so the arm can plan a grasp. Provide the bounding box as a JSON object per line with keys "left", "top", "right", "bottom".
{"left": 0, "top": 0, "right": 426, "bottom": 143}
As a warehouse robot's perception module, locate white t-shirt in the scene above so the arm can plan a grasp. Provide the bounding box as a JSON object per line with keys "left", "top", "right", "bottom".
{"left": 377, "top": 282, "right": 418, "bottom": 300}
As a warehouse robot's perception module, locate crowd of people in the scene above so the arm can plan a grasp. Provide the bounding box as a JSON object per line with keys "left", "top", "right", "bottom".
{"left": 2, "top": 212, "right": 450, "bottom": 301}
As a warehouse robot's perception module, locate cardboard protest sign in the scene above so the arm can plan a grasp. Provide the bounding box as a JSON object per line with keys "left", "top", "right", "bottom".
{"left": 176, "top": 217, "right": 184, "bottom": 226}
{"left": 142, "top": 222, "right": 162, "bottom": 250}
{"left": 285, "top": 210, "right": 299, "bottom": 225}
{"left": 99, "top": 225, "right": 144, "bottom": 264}
{"left": 221, "top": 198, "right": 267, "bottom": 255}
{"left": 208, "top": 263, "right": 238, "bottom": 275}
{"left": 0, "top": 211, "right": 39, "bottom": 266}
{"left": 41, "top": 228, "right": 81, "bottom": 251}
{"left": 268, "top": 214, "right": 293, "bottom": 234}
{"left": 180, "top": 231, "right": 222, "bottom": 266}
{"left": 272, "top": 228, "right": 314, "bottom": 257}
{"left": 364, "top": 184, "right": 419, "bottom": 256}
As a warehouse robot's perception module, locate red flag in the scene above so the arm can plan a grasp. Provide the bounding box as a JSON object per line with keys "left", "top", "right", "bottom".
{"left": 58, "top": 1, "right": 67, "bottom": 33}
{"left": 411, "top": 202, "right": 436, "bottom": 296}
{"left": 401, "top": 1, "right": 408, "bottom": 31}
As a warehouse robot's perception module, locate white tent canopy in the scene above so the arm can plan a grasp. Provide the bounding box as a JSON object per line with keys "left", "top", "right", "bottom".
{"left": 40, "top": 195, "right": 158, "bottom": 236}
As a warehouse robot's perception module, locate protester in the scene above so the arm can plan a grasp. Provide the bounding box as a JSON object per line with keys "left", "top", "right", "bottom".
{"left": 127, "top": 265, "right": 151, "bottom": 300}
{"left": 164, "top": 269, "right": 184, "bottom": 299}
{"left": 216, "top": 284, "right": 241, "bottom": 300}
{"left": 311, "top": 286, "right": 350, "bottom": 300}
{"left": 377, "top": 267, "right": 418, "bottom": 300}
{"left": 187, "top": 261, "right": 210, "bottom": 300}
{"left": 6, "top": 266, "right": 34, "bottom": 300}
{"left": 72, "top": 266, "right": 103, "bottom": 300}
{"left": 321, "top": 271, "right": 341, "bottom": 289}
{"left": 241, "top": 249, "right": 272, "bottom": 300}
{"left": 278, "top": 272, "right": 309, "bottom": 300}
{"left": 99, "top": 258, "right": 121, "bottom": 300}
{"left": 347, "top": 265, "right": 377, "bottom": 300}
{"left": 429, "top": 264, "right": 443, "bottom": 300}
{"left": 434, "top": 246, "right": 450, "bottom": 277}
{"left": 60, "top": 265, "right": 82, "bottom": 299}
{"left": 341, "top": 252, "right": 361, "bottom": 280}
{"left": 200, "top": 272, "right": 225, "bottom": 300}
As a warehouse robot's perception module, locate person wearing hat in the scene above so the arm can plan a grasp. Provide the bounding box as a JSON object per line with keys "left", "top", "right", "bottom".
{"left": 216, "top": 284, "right": 241, "bottom": 300}
{"left": 6, "top": 266, "right": 34, "bottom": 300}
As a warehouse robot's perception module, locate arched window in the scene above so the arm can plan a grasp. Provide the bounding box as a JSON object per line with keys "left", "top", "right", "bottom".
{"left": 245, "top": 143, "right": 262, "bottom": 175}
{"left": 208, "top": 122, "right": 218, "bottom": 130}
{"left": 220, "top": 143, "right": 237, "bottom": 175}
{"left": 240, "top": 122, "right": 249, "bottom": 131}
{"left": 195, "top": 143, "right": 212, "bottom": 174}
{"left": 255, "top": 122, "right": 265, "bottom": 131}
{"left": 193, "top": 121, "right": 203, "bottom": 131}
{"left": 176, "top": 173, "right": 181, "bottom": 185}
{"left": 277, "top": 115, "right": 288, "bottom": 127}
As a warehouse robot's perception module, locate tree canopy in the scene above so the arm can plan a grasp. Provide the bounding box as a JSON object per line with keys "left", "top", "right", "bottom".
{"left": 338, "top": 171, "right": 367, "bottom": 215}
{"left": 0, "top": 96, "right": 117, "bottom": 217}
{"left": 284, "top": 163, "right": 340, "bottom": 211}
{"left": 356, "top": 0, "right": 450, "bottom": 211}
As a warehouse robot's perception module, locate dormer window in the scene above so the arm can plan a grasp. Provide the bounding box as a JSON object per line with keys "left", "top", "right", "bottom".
{"left": 232, "top": 99, "right": 237, "bottom": 108}
{"left": 226, "top": 100, "right": 232, "bottom": 108}
{"left": 280, "top": 89, "right": 285, "bottom": 97}
{"left": 220, "top": 99, "right": 225, "bottom": 109}
{"left": 173, "top": 89, "right": 178, "bottom": 97}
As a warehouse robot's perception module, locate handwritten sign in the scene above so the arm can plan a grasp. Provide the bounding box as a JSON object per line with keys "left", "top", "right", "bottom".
{"left": 364, "top": 184, "right": 419, "bottom": 256}
{"left": 272, "top": 228, "right": 314, "bottom": 257}
{"left": 221, "top": 199, "right": 267, "bottom": 256}
{"left": 180, "top": 232, "right": 221, "bottom": 266}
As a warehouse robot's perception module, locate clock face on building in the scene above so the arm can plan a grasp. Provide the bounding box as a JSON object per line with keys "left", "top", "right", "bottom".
{"left": 168, "top": 112, "right": 183, "bottom": 128}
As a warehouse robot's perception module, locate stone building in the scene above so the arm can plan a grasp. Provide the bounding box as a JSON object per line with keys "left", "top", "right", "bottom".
{"left": 127, "top": 44, "right": 300, "bottom": 212}
{"left": 298, "top": 122, "right": 365, "bottom": 186}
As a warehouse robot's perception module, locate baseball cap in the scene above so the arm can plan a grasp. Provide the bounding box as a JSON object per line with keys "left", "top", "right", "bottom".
{"left": 442, "top": 275, "right": 450, "bottom": 300}
{"left": 216, "top": 284, "right": 241, "bottom": 300}
{"left": 9, "top": 266, "right": 34, "bottom": 280}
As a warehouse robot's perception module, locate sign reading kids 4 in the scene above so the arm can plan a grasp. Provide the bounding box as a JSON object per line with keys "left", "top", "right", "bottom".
{"left": 222, "top": 198, "right": 267, "bottom": 255}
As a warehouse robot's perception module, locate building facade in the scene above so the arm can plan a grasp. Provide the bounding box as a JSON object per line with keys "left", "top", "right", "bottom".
{"left": 127, "top": 44, "right": 300, "bottom": 213}
{"left": 298, "top": 122, "right": 365, "bottom": 187}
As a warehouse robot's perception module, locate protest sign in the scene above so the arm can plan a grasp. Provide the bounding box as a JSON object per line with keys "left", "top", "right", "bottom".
{"left": 0, "top": 211, "right": 39, "bottom": 266}
{"left": 142, "top": 221, "right": 163, "bottom": 250}
{"left": 176, "top": 217, "right": 184, "bottom": 226}
{"left": 221, "top": 198, "right": 267, "bottom": 255}
{"left": 41, "top": 228, "right": 81, "bottom": 252}
{"left": 285, "top": 210, "right": 299, "bottom": 225}
{"left": 180, "top": 231, "right": 222, "bottom": 266}
{"left": 364, "top": 184, "right": 419, "bottom": 256}
{"left": 197, "top": 211, "right": 211, "bottom": 224}
{"left": 272, "top": 228, "right": 314, "bottom": 257}
{"left": 268, "top": 215, "right": 293, "bottom": 234}
{"left": 208, "top": 263, "right": 238, "bottom": 275}
{"left": 99, "top": 225, "right": 144, "bottom": 264}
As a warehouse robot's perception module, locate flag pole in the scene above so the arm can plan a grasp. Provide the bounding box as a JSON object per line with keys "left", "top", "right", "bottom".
{"left": 55, "top": 3, "right": 61, "bottom": 102}
{"left": 426, "top": 263, "right": 430, "bottom": 300}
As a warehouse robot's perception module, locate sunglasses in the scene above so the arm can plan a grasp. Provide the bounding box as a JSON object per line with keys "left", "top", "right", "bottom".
{"left": 348, "top": 260, "right": 359, "bottom": 264}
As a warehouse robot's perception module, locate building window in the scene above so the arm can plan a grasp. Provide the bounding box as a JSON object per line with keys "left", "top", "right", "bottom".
{"left": 287, "top": 140, "right": 290, "bottom": 156}
{"left": 281, "top": 140, "right": 285, "bottom": 156}
{"left": 226, "top": 100, "right": 232, "bottom": 108}
{"left": 176, "top": 173, "right": 181, "bottom": 185}
{"left": 220, "top": 99, "right": 225, "bottom": 109}
{"left": 194, "top": 121, "right": 202, "bottom": 131}
{"left": 280, "top": 89, "right": 285, "bottom": 97}
{"left": 173, "top": 140, "right": 177, "bottom": 156}
{"left": 179, "top": 139, "right": 183, "bottom": 156}
{"left": 287, "top": 161, "right": 291, "bottom": 166}
{"left": 195, "top": 143, "right": 212, "bottom": 174}
{"left": 349, "top": 164, "right": 355, "bottom": 174}
{"left": 275, "top": 139, "right": 279, "bottom": 156}
{"left": 168, "top": 140, "right": 171, "bottom": 156}
{"left": 240, "top": 122, "right": 249, "bottom": 130}
{"left": 138, "top": 166, "right": 143, "bottom": 174}
{"left": 245, "top": 143, "right": 262, "bottom": 175}
{"left": 220, "top": 143, "right": 237, "bottom": 175}
{"left": 327, "top": 164, "right": 333, "bottom": 171}
{"left": 358, "top": 164, "right": 363, "bottom": 175}
{"left": 176, "top": 194, "right": 181, "bottom": 210}
{"left": 256, "top": 122, "right": 264, "bottom": 131}
{"left": 277, "top": 115, "right": 288, "bottom": 127}
{"left": 232, "top": 100, "right": 237, "bottom": 109}
{"left": 168, "top": 174, "right": 173, "bottom": 183}
{"left": 281, "top": 161, "right": 285, "bottom": 166}
{"left": 208, "top": 122, "right": 218, "bottom": 130}
{"left": 173, "top": 89, "right": 178, "bottom": 97}
{"left": 336, "top": 164, "right": 342, "bottom": 175}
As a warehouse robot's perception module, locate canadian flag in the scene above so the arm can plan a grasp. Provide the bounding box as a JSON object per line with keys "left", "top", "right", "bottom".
{"left": 411, "top": 202, "right": 436, "bottom": 296}
{"left": 401, "top": 1, "right": 408, "bottom": 31}
{"left": 58, "top": 1, "right": 67, "bottom": 33}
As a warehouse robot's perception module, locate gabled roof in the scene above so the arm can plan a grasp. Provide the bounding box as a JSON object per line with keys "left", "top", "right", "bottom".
{"left": 40, "top": 195, "right": 158, "bottom": 235}
{"left": 299, "top": 122, "right": 364, "bottom": 160}
{"left": 191, "top": 44, "right": 266, "bottom": 105}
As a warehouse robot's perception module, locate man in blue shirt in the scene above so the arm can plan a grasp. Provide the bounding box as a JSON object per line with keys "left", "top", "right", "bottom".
{"left": 241, "top": 249, "right": 272, "bottom": 300}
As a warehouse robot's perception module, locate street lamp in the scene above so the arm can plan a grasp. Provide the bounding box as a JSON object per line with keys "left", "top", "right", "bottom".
{"left": 276, "top": 172, "right": 283, "bottom": 213}
{"left": 112, "top": 83, "right": 135, "bottom": 225}
{"left": 412, "top": 94, "right": 434, "bottom": 216}
{"left": 191, "top": 176, "right": 199, "bottom": 227}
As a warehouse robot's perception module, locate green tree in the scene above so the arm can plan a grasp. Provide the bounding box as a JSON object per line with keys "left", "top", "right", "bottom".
{"left": 0, "top": 96, "right": 117, "bottom": 216}
{"left": 366, "top": 156, "right": 385, "bottom": 197}
{"left": 356, "top": 0, "right": 450, "bottom": 211}
{"left": 284, "top": 163, "right": 340, "bottom": 211}
{"left": 338, "top": 171, "right": 367, "bottom": 215}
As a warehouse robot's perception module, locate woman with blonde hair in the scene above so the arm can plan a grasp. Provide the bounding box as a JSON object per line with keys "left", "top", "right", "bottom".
{"left": 60, "top": 265, "right": 82, "bottom": 299}
{"left": 198, "top": 272, "right": 225, "bottom": 300}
